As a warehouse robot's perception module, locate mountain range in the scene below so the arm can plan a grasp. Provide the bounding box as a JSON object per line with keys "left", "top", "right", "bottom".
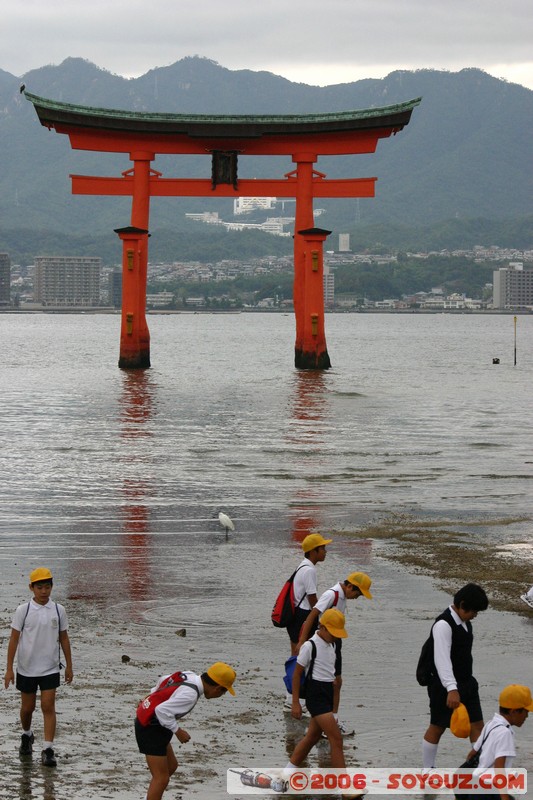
{"left": 0, "top": 57, "right": 532, "bottom": 263}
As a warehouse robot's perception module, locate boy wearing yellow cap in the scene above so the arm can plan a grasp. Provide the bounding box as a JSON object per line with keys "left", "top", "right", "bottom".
{"left": 286, "top": 533, "right": 332, "bottom": 658}
{"left": 296, "top": 571, "right": 372, "bottom": 736}
{"left": 4, "top": 567, "right": 73, "bottom": 768}
{"left": 135, "top": 662, "right": 236, "bottom": 800}
{"left": 287, "top": 609, "right": 349, "bottom": 772}
{"left": 460, "top": 684, "right": 533, "bottom": 799}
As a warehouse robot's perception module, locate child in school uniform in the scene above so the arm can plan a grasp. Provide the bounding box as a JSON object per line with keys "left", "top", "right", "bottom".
{"left": 134, "top": 661, "right": 236, "bottom": 800}
{"left": 287, "top": 608, "right": 349, "bottom": 771}
{"left": 296, "top": 571, "right": 372, "bottom": 735}
{"left": 4, "top": 567, "right": 73, "bottom": 768}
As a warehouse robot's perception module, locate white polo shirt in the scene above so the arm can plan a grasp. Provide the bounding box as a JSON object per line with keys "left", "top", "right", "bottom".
{"left": 153, "top": 671, "right": 204, "bottom": 732}
{"left": 293, "top": 558, "right": 317, "bottom": 611}
{"left": 11, "top": 599, "right": 67, "bottom": 677}
{"left": 297, "top": 633, "right": 336, "bottom": 682}
{"left": 474, "top": 713, "right": 516, "bottom": 772}
{"left": 314, "top": 582, "right": 346, "bottom": 615}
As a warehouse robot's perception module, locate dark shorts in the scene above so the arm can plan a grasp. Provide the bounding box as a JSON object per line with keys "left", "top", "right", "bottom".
{"left": 135, "top": 717, "right": 173, "bottom": 757}
{"left": 287, "top": 607, "right": 312, "bottom": 644}
{"left": 304, "top": 678, "right": 334, "bottom": 718}
{"left": 428, "top": 675, "right": 482, "bottom": 728}
{"left": 334, "top": 639, "right": 342, "bottom": 677}
{"left": 16, "top": 672, "right": 60, "bottom": 694}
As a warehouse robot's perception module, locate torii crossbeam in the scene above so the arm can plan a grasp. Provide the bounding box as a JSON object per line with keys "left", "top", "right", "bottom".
{"left": 25, "top": 91, "right": 420, "bottom": 369}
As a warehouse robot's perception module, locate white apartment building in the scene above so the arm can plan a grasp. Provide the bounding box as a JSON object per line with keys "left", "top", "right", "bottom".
{"left": 323, "top": 265, "right": 335, "bottom": 307}
{"left": 233, "top": 197, "right": 276, "bottom": 215}
{"left": 34, "top": 256, "right": 101, "bottom": 306}
{"left": 493, "top": 263, "right": 533, "bottom": 309}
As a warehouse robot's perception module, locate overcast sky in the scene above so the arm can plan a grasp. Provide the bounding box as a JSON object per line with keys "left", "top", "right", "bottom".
{"left": 2, "top": 0, "right": 533, "bottom": 90}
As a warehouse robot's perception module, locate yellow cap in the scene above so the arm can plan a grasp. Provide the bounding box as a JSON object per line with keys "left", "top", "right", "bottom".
{"left": 450, "top": 703, "right": 471, "bottom": 738}
{"left": 346, "top": 571, "right": 373, "bottom": 599}
{"left": 302, "top": 533, "right": 332, "bottom": 553}
{"left": 29, "top": 567, "right": 53, "bottom": 584}
{"left": 320, "top": 608, "right": 348, "bottom": 638}
{"left": 206, "top": 662, "right": 236, "bottom": 695}
{"left": 499, "top": 684, "right": 533, "bottom": 711}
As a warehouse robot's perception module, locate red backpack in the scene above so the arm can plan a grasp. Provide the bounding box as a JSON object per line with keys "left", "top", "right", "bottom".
{"left": 136, "top": 671, "right": 199, "bottom": 726}
{"left": 271, "top": 565, "right": 307, "bottom": 628}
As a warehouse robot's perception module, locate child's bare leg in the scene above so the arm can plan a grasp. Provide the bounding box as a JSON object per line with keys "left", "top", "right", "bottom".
{"left": 20, "top": 691, "right": 36, "bottom": 731}
{"left": 289, "top": 718, "right": 322, "bottom": 765}
{"left": 40, "top": 689, "right": 57, "bottom": 742}
{"left": 317, "top": 712, "right": 345, "bottom": 768}
{"left": 146, "top": 752, "right": 172, "bottom": 800}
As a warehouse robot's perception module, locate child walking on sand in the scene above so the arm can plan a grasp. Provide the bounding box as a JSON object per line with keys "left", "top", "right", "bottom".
{"left": 287, "top": 608, "right": 349, "bottom": 771}
{"left": 4, "top": 567, "right": 73, "bottom": 767}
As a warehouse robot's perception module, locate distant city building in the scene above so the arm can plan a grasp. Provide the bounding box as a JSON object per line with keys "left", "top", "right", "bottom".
{"left": 34, "top": 256, "right": 101, "bottom": 307}
{"left": 323, "top": 265, "right": 335, "bottom": 307}
{"left": 493, "top": 263, "right": 533, "bottom": 309}
{"left": 185, "top": 211, "right": 220, "bottom": 224}
{"left": 146, "top": 291, "right": 174, "bottom": 308}
{"left": 233, "top": 197, "right": 276, "bottom": 215}
{"left": 0, "top": 252, "right": 10, "bottom": 306}
{"left": 108, "top": 269, "right": 122, "bottom": 308}
{"left": 338, "top": 233, "right": 351, "bottom": 252}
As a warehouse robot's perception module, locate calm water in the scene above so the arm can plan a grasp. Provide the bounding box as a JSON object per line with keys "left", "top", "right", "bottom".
{"left": 1, "top": 311, "right": 532, "bottom": 546}
{"left": 1, "top": 311, "right": 532, "bottom": 799}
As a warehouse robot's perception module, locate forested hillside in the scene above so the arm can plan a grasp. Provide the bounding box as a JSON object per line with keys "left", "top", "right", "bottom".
{"left": 0, "top": 57, "right": 532, "bottom": 264}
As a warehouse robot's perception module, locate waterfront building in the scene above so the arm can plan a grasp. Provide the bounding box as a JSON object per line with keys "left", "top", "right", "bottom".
{"left": 34, "top": 256, "right": 101, "bottom": 307}
{"left": 493, "top": 263, "right": 533, "bottom": 309}
{"left": 108, "top": 269, "right": 122, "bottom": 308}
{"left": 323, "top": 264, "right": 335, "bottom": 307}
{"left": 0, "top": 253, "right": 10, "bottom": 306}
{"left": 146, "top": 291, "right": 174, "bottom": 308}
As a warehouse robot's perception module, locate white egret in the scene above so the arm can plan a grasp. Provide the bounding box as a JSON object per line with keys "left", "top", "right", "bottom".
{"left": 218, "top": 512, "right": 235, "bottom": 539}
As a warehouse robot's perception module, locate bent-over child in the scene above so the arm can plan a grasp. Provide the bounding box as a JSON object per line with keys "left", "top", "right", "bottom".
{"left": 135, "top": 661, "right": 236, "bottom": 800}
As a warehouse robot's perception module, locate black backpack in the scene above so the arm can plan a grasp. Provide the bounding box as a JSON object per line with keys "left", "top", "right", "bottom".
{"left": 416, "top": 634, "right": 436, "bottom": 686}
{"left": 416, "top": 612, "right": 456, "bottom": 686}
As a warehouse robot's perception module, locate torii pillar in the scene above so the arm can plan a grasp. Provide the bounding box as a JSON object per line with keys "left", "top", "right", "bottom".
{"left": 115, "top": 150, "right": 153, "bottom": 368}
{"left": 114, "top": 226, "right": 150, "bottom": 368}
{"left": 296, "top": 226, "right": 332, "bottom": 369}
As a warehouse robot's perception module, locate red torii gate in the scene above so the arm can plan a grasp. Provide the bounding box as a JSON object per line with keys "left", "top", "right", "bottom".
{"left": 25, "top": 92, "right": 420, "bottom": 369}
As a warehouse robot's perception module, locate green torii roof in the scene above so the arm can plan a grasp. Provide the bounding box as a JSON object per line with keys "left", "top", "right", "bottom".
{"left": 24, "top": 91, "right": 421, "bottom": 139}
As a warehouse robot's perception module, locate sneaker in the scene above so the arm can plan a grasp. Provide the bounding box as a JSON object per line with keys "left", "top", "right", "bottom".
{"left": 41, "top": 748, "right": 57, "bottom": 768}
{"left": 19, "top": 733, "right": 34, "bottom": 756}
{"left": 337, "top": 720, "right": 355, "bottom": 737}
{"left": 520, "top": 593, "right": 533, "bottom": 609}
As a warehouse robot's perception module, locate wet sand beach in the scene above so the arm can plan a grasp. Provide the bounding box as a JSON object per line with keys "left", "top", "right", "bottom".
{"left": 1, "top": 525, "right": 532, "bottom": 800}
